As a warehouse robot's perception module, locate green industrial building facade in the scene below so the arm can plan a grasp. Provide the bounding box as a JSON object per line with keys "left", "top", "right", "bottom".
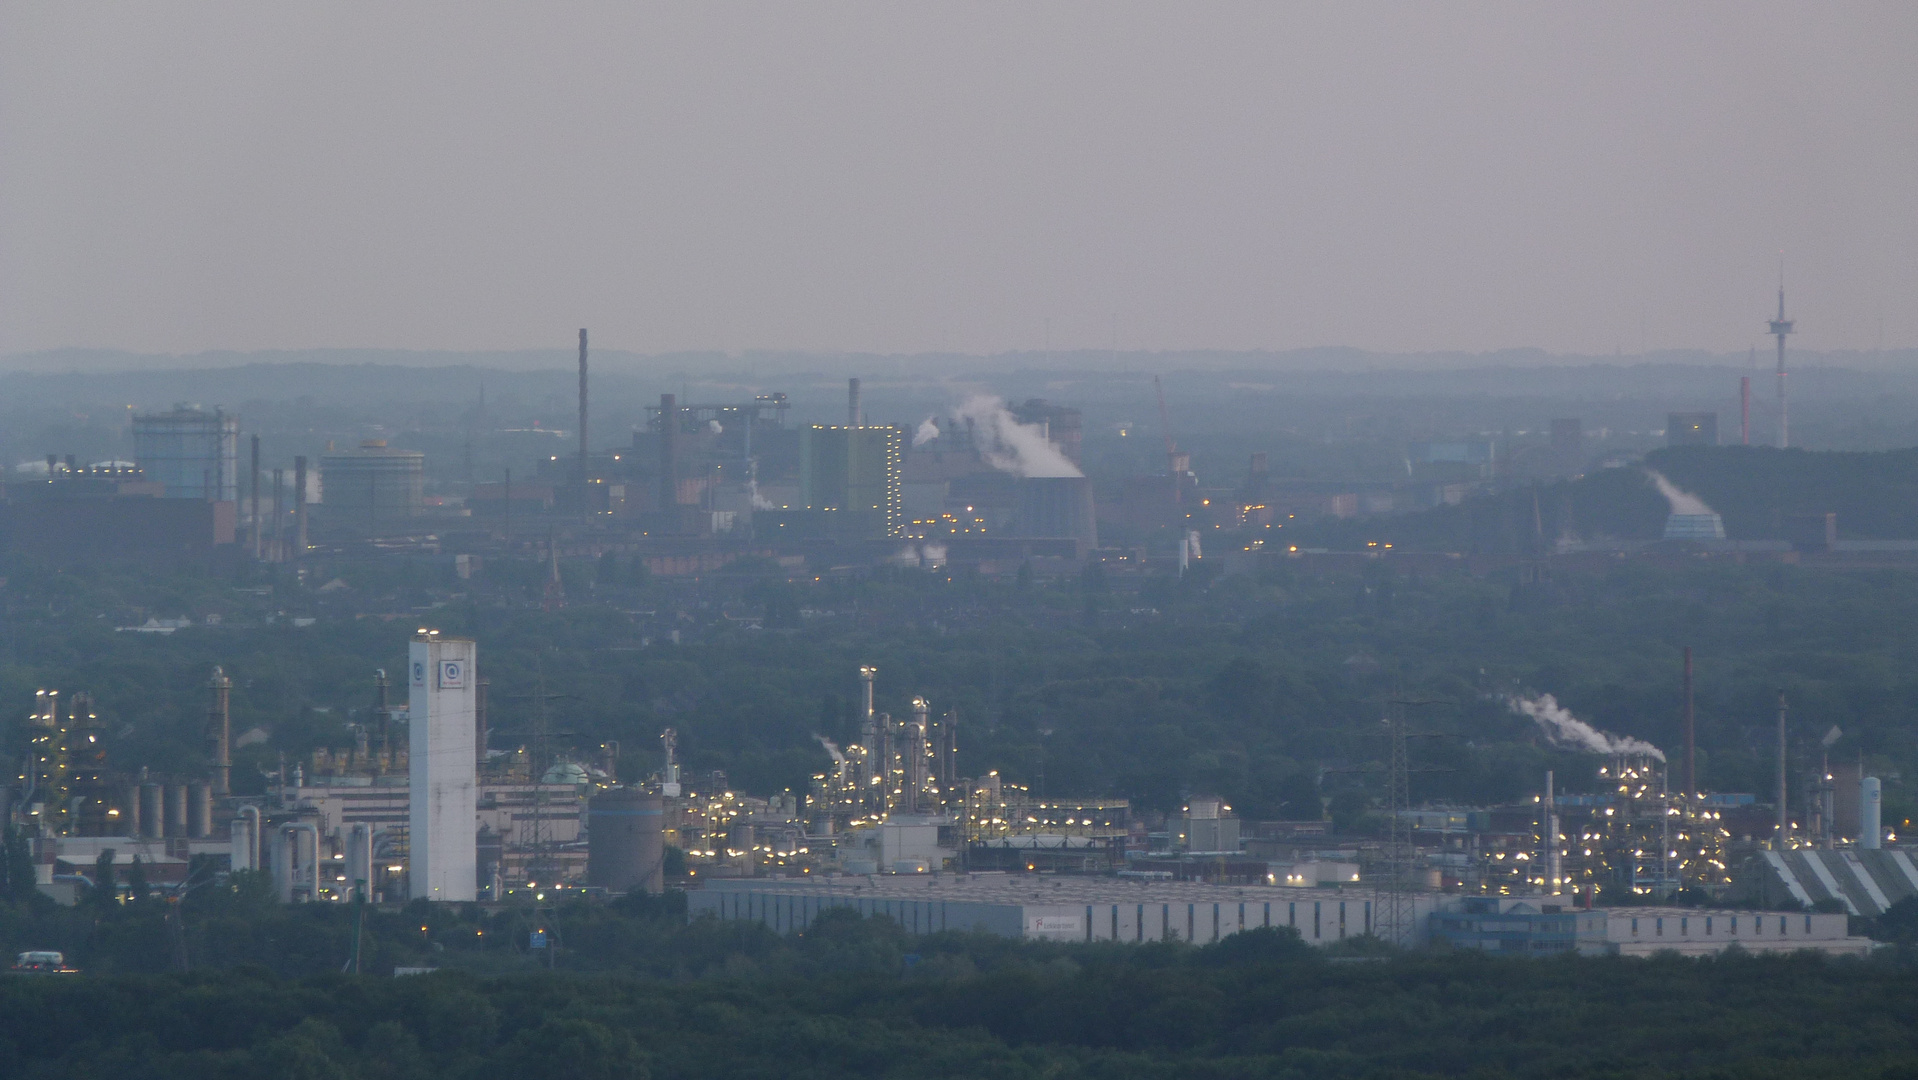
{"left": 779, "top": 425, "right": 904, "bottom": 539}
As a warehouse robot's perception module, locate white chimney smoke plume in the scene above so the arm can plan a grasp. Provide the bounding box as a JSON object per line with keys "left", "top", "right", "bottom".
{"left": 1508, "top": 693, "right": 1665, "bottom": 761}
{"left": 1646, "top": 470, "right": 1714, "bottom": 517}
{"left": 952, "top": 395, "right": 1081, "bottom": 478}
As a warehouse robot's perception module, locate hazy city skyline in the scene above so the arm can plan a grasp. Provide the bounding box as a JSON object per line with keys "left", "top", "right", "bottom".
{"left": 3, "top": 3, "right": 1913, "bottom": 360}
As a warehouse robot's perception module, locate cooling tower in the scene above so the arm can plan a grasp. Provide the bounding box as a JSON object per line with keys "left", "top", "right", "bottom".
{"left": 1013, "top": 476, "right": 1097, "bottom": 550}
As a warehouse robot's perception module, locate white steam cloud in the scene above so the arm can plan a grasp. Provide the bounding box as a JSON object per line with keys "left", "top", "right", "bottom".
{"left": 913, "top": 416, "right": 940, "bottom": 446}
{"left": 951, "top": 395, "right": 1082, "bottom": 478}
{"left": 815, "top": 735, "right": 845, "bottom": 765}
{"left": 1508, "top": 693, "right": 1665, "bottom": 761}
{"left": 1646, "top": 470, "right": 1714, "bottom": 517}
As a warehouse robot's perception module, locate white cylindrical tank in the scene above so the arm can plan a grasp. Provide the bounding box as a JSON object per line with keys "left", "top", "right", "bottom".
{"left": 1862, "top": 776, "right": 1882, "bottom": 849}
{"left": 345, "top": 823, "right": 374, "bottom": 901}
{"left": 229, "top": 816, "right": 254, "bottom": 872}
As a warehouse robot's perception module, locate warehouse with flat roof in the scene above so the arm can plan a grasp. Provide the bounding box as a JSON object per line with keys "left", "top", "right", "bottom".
{"left": 689, "top": 873, "right": 1443, "bottom": 946}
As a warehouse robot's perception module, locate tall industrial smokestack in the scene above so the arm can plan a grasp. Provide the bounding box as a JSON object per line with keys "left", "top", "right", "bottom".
{"left": 271, "top": 468, "right": 284, "bottom": 560}
{"left": 858, "top": 664, "right": 878, "bottom": 799}
{"left": 848, "top": 377, "right": 862, "bottom": 427}
{"left": 1682, "top": 647, "right": 1695, "bottom": 802}
{"left": 858, "top": 665, "right": 877, "bottom": 742}
{"left": 1544, "top": 770, "right": 1559, "bottom": 895}
{"left": 908, "top": 696, "right": 930, "bottom": 814}
{"left": 578, "top": 329, "right": 589, "bottom": 482}
{"left": 1776, "top": 689, "right": 1789, "bottom": 847}
{"left": 250, "top": 434, "right": 262, "bottom": 559}
{"left": 293, "top": 456, "right": 308, "bottom": 557}
{"left": 375, "top": 669, "right": 391, "bottom": 771}
{"left": 658, "top": 394, "right": 679, "bottom": 509}
{"left": 209, "top": 666, "right": 232, "bottom": 797}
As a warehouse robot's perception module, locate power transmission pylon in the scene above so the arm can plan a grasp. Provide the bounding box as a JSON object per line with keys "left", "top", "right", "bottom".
{"left": 1329, "top": 695, "right": 1453, "bottom": 946}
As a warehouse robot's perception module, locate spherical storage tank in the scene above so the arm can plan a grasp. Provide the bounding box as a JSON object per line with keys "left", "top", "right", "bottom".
{"left": 587, "top": 788, "right": 665, "bottom": 894}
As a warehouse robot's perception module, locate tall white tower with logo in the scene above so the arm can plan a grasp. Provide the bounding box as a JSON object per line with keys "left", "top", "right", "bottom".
{"left": 409, "top": 630, "right": 476, "bottom": 901}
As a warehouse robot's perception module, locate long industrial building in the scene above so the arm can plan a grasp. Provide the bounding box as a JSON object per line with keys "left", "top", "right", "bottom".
{"left": 689, "top": 874, "right": 1441, "bottom": 946}
{"left": 1431, "top": 897, "right": 1873, "bottom": 957}
{"left": 1744, "top": 847, "right": 1918, "bottom": 918}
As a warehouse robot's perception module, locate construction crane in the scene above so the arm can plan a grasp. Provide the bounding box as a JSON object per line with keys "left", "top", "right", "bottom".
{"left": 1154, "top": 375, "right": 1182, "bottom": 505}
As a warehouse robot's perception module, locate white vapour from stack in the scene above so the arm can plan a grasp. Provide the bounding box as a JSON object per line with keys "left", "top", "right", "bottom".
{"left": 814, "top": 735, "right": 845, "bottom": 764}
{"left": 1646, "top": 470, "right": 1714, "bottom": 516}
{"left": 952, "top": 395, "right": 1081, "bottom": 478}
{"left": 1508, "top": 693, "right": 1665, "bottom": 761}
{"left": 913, "top": 417, "right": 940, "bottom": 446}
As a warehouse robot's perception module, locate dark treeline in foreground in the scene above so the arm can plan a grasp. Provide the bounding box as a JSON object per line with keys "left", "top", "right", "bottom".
{"left": 2, "top": 918, "right": 1917, "bottom": 1079}
{"left": 4, "top": 884, "right": 1918, "bottom": 1078}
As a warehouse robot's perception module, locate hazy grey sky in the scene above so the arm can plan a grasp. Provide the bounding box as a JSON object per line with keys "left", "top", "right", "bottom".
{"left": 2, "top": 3, "right": 1913, "bottom": 360}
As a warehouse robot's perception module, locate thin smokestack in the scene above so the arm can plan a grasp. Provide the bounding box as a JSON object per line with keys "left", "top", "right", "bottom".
{"left": 293, "top": 455, "right": 308, "bottom": 557}
{"left": 1682, "top": 647, "right": 1695, "bottom": 802}
{"left": 375, "top": 669, "right": 391, "bottom": 769}
{"left": 578, "top": 328, "right": 589, "bottom": 481}
{"left": 1544, "top": 770, "right": 1559, "bottom": 894}
{"left": 1776, "top": 689, "right": 1789, "bottom": 847}
{"left": 209, "top": 666, "right": 232, "bottom": 797}
{"left": 848, "top": 377, "right": 862, "bottom": 427}
{"left": 250, "top": 434, "right": 262, "bottom": 559}
{"left": 659, "top": 394, "right": 679, "bottom": 509}
{"left": 1740, "top": 376, "right": 1751, "bottom": 446}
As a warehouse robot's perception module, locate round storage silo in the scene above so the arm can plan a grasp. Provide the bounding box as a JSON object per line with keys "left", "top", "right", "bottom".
{"left": 164, "top": 783, "right": 188, "bottom": 838}
{"left": 139, "top": 782, "right": 164, "bottom": 840}
{"left": 187, "top": 782, "right": 211, "bottom": 838}
{"left": 318, "top": 440, "right": 425, "bottom": 539}
{"left": 587, "top": 788, "right": 664, "bottom": 894}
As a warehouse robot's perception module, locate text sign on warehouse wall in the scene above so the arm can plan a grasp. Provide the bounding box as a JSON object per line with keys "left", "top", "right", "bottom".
{"left": 1027, "top": 915, "right": 1083, "bottom": 934}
